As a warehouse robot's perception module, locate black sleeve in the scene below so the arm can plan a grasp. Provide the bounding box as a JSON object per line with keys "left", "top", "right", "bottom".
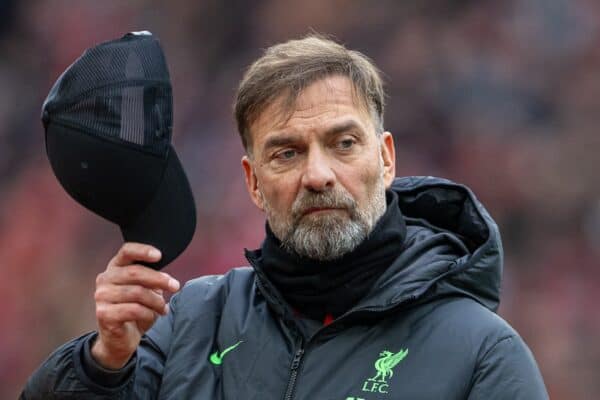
{"left": 19, "top": 332, "right": 135, "bottom": 400}
{"left": 467, "top": 335, "right": 549, "bottom": 400}
{"left": 81, "top": 333, "right": 136, "bottom": 387}
{"left": 20, "top": 295, "right": 176, "bottom": 400}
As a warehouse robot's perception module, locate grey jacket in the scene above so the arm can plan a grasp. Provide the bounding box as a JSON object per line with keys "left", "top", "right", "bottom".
{"left": 21, "top": 176, "right": 548, "bottom": 399}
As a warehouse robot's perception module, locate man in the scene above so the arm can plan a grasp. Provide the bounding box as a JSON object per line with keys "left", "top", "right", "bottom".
{"left": 22, "top": 35, "right": 548, "bottom": 399}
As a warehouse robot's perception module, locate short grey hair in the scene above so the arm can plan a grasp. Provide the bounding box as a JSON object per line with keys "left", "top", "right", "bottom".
{"left": 234, "top": 34, "right": 386, "bottom": 152}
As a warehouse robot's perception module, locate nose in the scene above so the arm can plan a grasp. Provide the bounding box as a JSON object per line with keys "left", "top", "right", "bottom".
{"left": 300, "top": 147, "right": 336, "bottom": 192}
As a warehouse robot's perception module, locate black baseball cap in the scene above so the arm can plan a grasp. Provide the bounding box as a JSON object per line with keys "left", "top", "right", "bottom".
{"left": 41, "top": 31, "right": 196, "bottom": 270}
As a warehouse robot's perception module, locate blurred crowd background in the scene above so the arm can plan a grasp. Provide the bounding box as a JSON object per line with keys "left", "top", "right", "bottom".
{"left": 1, "top": 0, "right": 598, "bottom": 398}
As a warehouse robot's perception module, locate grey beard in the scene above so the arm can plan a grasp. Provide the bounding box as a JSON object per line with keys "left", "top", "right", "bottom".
{"left": 281, "top": 211, "right": 371, "bottom": 260}
{"left": 266, "top": 180, "right": 387, "bottom": 261}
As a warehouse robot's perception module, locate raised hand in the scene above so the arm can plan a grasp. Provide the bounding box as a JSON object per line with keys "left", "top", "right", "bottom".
{"left": 91, "top": 243, "right": 180, "bottom": 369}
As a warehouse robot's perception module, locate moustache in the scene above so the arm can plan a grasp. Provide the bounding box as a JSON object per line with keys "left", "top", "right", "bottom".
{"left": 291, "top": 189, "right": 356, "bottom": 219}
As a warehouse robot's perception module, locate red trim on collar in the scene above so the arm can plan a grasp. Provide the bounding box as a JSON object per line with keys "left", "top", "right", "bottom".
{"left": 323, "top": 313, "right": 334, "bottom": 326}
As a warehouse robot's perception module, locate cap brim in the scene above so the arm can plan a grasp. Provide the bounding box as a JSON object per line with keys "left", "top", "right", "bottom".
{"left": 120, "top": 146, "right": 196, "bottom": 270}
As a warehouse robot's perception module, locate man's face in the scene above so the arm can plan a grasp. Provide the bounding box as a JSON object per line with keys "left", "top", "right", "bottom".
{"left": 242, "top": 75, "right": 396, "bottom": 260}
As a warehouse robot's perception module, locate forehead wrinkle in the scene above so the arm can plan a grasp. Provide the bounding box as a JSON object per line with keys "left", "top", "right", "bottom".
{"left": 284, "top": 77, "right": 369, "bottom": 124}
{"left": 293, "top": 76, "right": 355, "bottom": 111}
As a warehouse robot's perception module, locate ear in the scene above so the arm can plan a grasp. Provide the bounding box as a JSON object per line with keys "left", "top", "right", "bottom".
{"left": 242, "top": 155, "right": 265, "bottom": 211}
{"left": 380, "top": 132, "right": 396, "bottom": 188}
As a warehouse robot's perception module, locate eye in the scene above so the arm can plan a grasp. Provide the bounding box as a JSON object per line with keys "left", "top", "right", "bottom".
{"left": 337, "top": 138, "right": 356, "bottom": 150}
{"left": 275, "top": 149, "right": 297, "bottom": 160}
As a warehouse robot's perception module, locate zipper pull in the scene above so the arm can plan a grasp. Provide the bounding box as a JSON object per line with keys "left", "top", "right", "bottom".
{"left": 291, "top": 348, "right": 304, "bottom": 370}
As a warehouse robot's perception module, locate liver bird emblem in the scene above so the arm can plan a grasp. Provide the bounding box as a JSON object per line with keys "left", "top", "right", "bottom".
{"left": 368, "top": 349, "right": 409, "bottom": 383}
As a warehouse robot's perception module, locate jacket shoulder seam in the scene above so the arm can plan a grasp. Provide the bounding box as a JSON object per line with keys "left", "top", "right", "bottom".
{"left": 479, "top": 334, "right": 516, "bottom": 361}
{"left": 466, "top": 334, "right": 517, "bottom": 395}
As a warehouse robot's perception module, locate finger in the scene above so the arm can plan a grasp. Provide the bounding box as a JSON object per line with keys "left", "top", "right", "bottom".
{"left": 96, "top": 302, "right": 158, "bottom": 326}
{"left": 101, "top": 265, "right": 180, "bottom": 293}
{"left": 95, "top": 284, "right": 168, "bottom": 315}
{"left": 110, "top": 242, "right": 162, "bottom": 267}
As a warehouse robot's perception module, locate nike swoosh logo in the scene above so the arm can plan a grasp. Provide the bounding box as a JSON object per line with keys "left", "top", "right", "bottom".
{"left": 209, "top": 340, "right": 244, "bottom": 365}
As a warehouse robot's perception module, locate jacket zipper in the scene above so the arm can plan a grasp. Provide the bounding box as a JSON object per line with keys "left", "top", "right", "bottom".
{"left": 251, "top": 268, "right": 307, "bottom": 400}
{"left": 283, "top": 346, "right": 305, "bottom": 400}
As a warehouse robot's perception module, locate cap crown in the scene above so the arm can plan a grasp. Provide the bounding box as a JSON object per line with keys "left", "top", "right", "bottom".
{"left": 43, "top": 32, "right": 172, "bottom": 157}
